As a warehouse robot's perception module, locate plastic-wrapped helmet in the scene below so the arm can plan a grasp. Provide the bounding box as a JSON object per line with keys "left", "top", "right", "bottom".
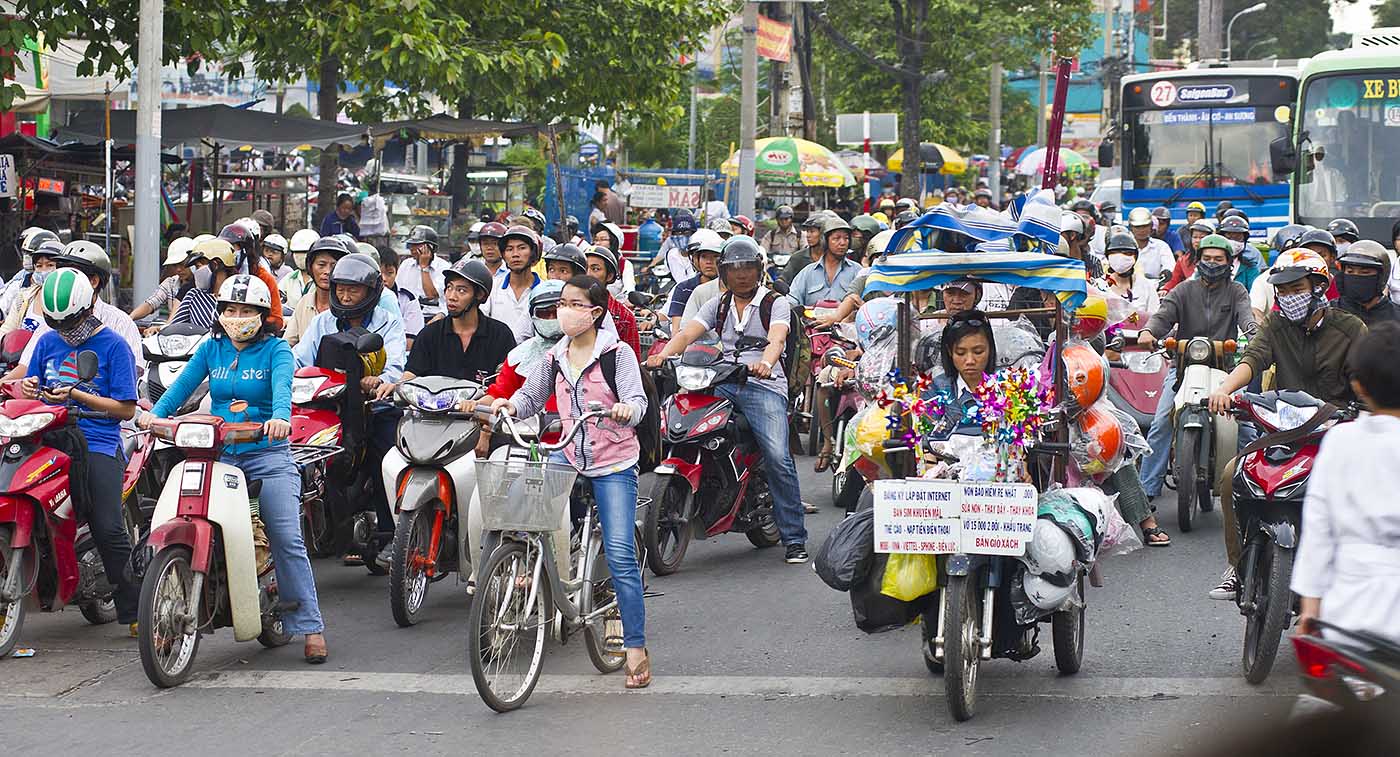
{"left": 478, "top": 221, "right": 507, "bottom": 241}
{"left": 1197, "top": 234, "right": 1236, "bottom": 258}
{"left": 502, "top": 224, "right": 542, "bottom": 263}
{"left": 1021, "top": 519, "right": 1076, "bottom": 580}
{"left": 57, "top": 240, "right": 114, "bottom": 289}
{"left": 671, "top": 209, "right": 697, "bottom": 235}
{"left": 1217, "top": 215, "right": 1250, "bottom": 236}
{"left": 1297, "top": 228, "right": 1338, "bottom": 256}
{"left": 1268, "top": 248, "right": 1332, "bottom": 286}
{"left": 543, "top": 243, "right": 588, "bottom": 274}
{"left": 20, "top": 228, "right": 59, "bottom": 255}
{"left": 850, "top": 214, "right": 882, "bottom": 240}
{"left": 217, "top": 274, "right": 273, "bottom": 311}
{"left": 1269, "top": 223, "right": 1308, "bottom": 252}
{"left": 444, "top": 258, "right": 494, "bottom": 299}
{"left": 193, "top": 238, "right": 237, "bottom": 269}
{"left": 40, "top": 268, "right": 95, "bottom": 329}
{"left": 1326, "top": 217, "right": 1360, "bottom": 242}
{"left": 1126, "top": 206, "right": 1153, "bottom": 227}
{"left": 529, "top": 278, "right": 565, "bottom": 311}
{"left": 685, "top": 228, "right": 726, "bottom": 256}
{"left": 590, "top": 221, "right": 623, "bottom": 253}
{"left": 521, "top": 207, "right": 547, "bottom": 232}
{"left": 730, "top": 214, "right": 755, "bottom": 236}
{"left": 1023, "top": 571, "right": 1076, "bottom": 611}
{"left": 328, "top": 253, "right": 384, "bottom": 322}
{"left": 1105, "top": 230, "right": 1137, "bottom": 253}
{"left": 405, "top": 224, "right": 439, "bottom": 250}
{"left": 584, "top": 243, "right": 619, "bottom": 279}
{"left": 164, "top": 237, "right": 198, "bottom": 266}
{"left": 854, "top": 298, "right": 900, "bottom": 349}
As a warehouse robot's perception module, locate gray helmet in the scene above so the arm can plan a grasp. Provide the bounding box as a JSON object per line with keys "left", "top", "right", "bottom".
{"left": 31, "top": 239, "right": 65, "bottom": 261}
{"left": 822, "top": 216, "right": 852, "bottom": 242}
{"left": 444, "top": 258, "right": 493, "bottom": 299}
{"left": 584, "top": 243, "right": 619, "bottom": 279}
{"left": 543, "top": 243, "right": 588, "bottom": 274}
{"left": 719, "top": 235, "right": 764, "bottom": 269}
{"left": 1326, "top": 217, "right": 1360, "bottom": 242}
{"left": 57, "top": 240, "right": 114, "bottom": 289}
{"left": 1105, "top": 230, "right": 1138, "bottom": 254}
{"left": 707, "top": 217, "right": 734, "bottom": 235}
{"left": 1217, "top": 215, "right": 1250, "bottom": 235}
{"left": 893, "top": 210, "right": 918, "bottom": 229}
{"left": 354, "top": 241, "right": 381, "bottom": 266}
{"left": 307, "top": 235, "right": 353, "bottom": 271}
{"left": 328, "top": 253, "right": 383, "bottom": 323}
{"left": 405, "top": 224, "right": 439, "bottom": 250}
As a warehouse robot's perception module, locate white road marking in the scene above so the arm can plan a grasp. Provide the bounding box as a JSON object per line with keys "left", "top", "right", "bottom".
{"left": 187, "top": 670, "right": 1296, "bottom": 699}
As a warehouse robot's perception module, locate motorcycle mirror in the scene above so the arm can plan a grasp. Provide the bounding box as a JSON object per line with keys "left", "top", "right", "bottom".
{"left": 768, "top": 279, "right": 791, "bottom": 296}
{"left": 76, "top": 350, "right": 99, "bottom": 382}
{"left": 734, "top": 335, "right": 767, "bottom": 352}
{"left": 356, "top": 332, "right": 384, "bottom": 354}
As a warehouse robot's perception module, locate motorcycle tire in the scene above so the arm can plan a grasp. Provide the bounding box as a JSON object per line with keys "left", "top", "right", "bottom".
{"left": 745, "top": 513, "right": 781, "bottom": 548}
{"left": 644, "top": 476, "right": 693, "bottom": 576}
{"left": 1175, "top": 427, "right": 1200, "bottom": 533}
{"left": 835, "top": 469, "right": 864, "bottom": 515}
{"left": 467, "top": 540, "right": 550, "bottom": 712}
{"left": 0, "top": 527, "right": 26, "bottom": 659}
{"left": 1242, "top": 542, "right": 1294, "bottom": 684}
{"left": 389, "top": 507, "right": 436, "bottom": 627}
{"left": 942, "top": 575, "right": 981, "bottom": 722}
{"left": 257, "top": 573, "right": 294, "bottom": 648}
{"left": 1051, "top": 575, "right": 1086, "bottom": 674}
{"left": 581, "top": 526, "right": 630, "bottom": 675}
{"left": 138, "top": 546, "right": 202, "bottom": 688}
{"left": 79, "top": 597, "right": 117, "bottom": 625}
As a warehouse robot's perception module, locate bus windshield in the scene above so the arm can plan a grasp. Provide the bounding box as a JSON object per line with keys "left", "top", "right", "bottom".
{"left": 1126, "top": 107, "right": 1286, "bottom": 189}
{"left": 1296, "top": 73, "right": 1400, "bottom": 221}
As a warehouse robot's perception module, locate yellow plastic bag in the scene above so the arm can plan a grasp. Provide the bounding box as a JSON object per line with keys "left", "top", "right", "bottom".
{"left": 879, "top": 553, "right": 940, "bottom": 602}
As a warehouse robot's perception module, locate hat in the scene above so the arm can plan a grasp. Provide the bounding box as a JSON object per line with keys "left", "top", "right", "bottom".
{"left": 944, "top": 277, "right": 980, "bottom": 293}
{"left": 776, "top": 205, "right": 794, "bottom": 218}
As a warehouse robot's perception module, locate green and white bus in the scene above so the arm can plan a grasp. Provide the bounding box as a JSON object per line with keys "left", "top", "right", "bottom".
{"left": 1274, "top": 29, "right": 1400, "bottom": 241}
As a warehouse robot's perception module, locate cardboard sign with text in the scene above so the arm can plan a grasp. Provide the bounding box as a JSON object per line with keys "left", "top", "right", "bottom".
{"left": 873, "top": 479, "right": 1037, "bottom": 556}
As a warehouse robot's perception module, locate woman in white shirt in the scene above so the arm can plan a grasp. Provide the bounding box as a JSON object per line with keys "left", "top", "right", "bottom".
{"left": 1103, "top": 230, "right": 1160, "bottom": 318}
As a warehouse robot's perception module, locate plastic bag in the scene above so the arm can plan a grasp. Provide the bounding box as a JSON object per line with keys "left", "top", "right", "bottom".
{"left": 879, "top": 552, "right": 940, "bottom": 602}
{"left": 851, "top": 552, "right": 928, "bottom": 633}
{"left": 1097, "top": 492, "right": 1144, "bottom": 558}
{"left": 814, "top": 507, "right": 875, "bottom": 592}
{"left": 358, "top": 194, "right": 388, "bottom": 235}
{"left": 1036, "top": 488, "right": 1101, "bottom": 562}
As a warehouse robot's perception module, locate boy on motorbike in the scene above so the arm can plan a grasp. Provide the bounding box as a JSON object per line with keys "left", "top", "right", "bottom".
{"left": 21, "top": 269, "right": 140, "bottom": 633}
{"left": 140, "top": 275, "right": 329, "bottom": 663}
{"left": 647, "top": 236, "right": 809, "bottom": 564}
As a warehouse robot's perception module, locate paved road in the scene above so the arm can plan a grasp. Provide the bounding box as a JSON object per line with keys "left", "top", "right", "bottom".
{"left": 4, "top": 459, "right": 1300, "bottom": 755}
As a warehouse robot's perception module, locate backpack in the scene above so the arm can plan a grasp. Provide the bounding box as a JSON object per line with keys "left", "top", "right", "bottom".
{"left": 714, "top": 289, "right": 811, "bottom": 397}
{"left": 552, "top": 345, "right": 663, "bottom": 474}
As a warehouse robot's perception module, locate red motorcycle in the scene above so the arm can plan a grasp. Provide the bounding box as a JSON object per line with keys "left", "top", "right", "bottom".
{"left": 1228, "top": 389, "right": 1359, "bottom": 684}
{"left": 0, "top": 329, "right": 33, "bottom": 377}
{"left": 0, "top": 351, "right": 152, "bottom": 657}
{"left": 1105, "top": 317, "right": 1170, "bottom": 436}
{"left": 644, "top": 340, "right": 780, "bottom": 575}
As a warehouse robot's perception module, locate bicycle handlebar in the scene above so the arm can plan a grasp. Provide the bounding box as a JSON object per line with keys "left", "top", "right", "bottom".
{"left": 478, "top": 405, "right": 611, "bottom": 453}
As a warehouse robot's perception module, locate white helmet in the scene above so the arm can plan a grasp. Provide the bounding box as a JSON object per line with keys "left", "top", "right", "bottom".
{"left": 41, "top": 267, "right": 96, "bottom": 325}
{"left": 164, "top": 237, "right": 197, "bottom": 266}
{"left": 217, "top": 273, "right": 274, "bottom": 310}
{"left": 1020, "top": 519, "right": 1076, "bottom": 580}
{"left": 1023, "top": 572, "right": 1076, "bottom": 611}
{"left": 192, "top": 233, "right": 217, "bottom": 245}
{"left": 686, "top": 227, "right": 726, "bottom": 256}
{"left": 263, "top": 233, "right": 288, "bottom": 253}
{"left": 288, "top": 229, "right": 319, "bottom": 253}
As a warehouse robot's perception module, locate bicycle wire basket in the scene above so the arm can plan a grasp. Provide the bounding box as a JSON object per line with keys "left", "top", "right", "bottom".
{"left": 474, "top": 459, "right": 580, "bottom": 532}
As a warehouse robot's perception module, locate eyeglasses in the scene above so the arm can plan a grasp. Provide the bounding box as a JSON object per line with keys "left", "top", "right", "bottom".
{"left": 558, "top": 300, "right": 597, "bottom": 311}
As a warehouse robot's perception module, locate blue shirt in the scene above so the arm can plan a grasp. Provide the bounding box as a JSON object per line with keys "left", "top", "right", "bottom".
{"left": 149, "top": 334, "right": 295, "bottom": 455}
{"left": 1162, "top": 228, "right": 1184, "bottom": 254}
{"left": 293, "top": 306, "right": 407, "bottom": 384}
{"left": 667, "top": 274, "right": 705, "bottom": 318}
{"left": 319, "top": 213, "right": 359, "bottom": 239}
{"left": 789, "top": 256, "right": 862, "bottom": 307}
{"left": 26, "top": 327, "right": 137, "bottom": 458}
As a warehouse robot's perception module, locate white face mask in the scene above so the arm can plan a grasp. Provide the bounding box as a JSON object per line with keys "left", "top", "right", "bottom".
{"left": 193, "top": 264, "right": 213, "bottom": 290}
{"left": 1107, "top": 253, "right": 1136, "bottom": 274}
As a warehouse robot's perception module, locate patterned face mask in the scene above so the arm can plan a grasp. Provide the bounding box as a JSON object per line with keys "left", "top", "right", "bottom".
{"left": 219, "top": 313, "right": 262, "bottom": 342}
{"left": 57, "top": 314, "right": 102, "bottom": 347}
{"left": 1276, "top": 291, "right": 1313, "bottom": 322}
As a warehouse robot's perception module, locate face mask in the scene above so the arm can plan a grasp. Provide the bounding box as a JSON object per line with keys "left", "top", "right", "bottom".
{"left": 1231, "top": 240, "right": 1246, "bottom": 256}
{"left": 533, "top": 316, "right": 563, "bottom": 339}
{"left": 57, "top": 314, "right": 101, "bottom": 348}
{"left": 558, "top": 306, "right": 597, "bottom": 337}
{"left": 1277, "top": 291, "right": 1314, "bottom": 322}
{"left": 1340, "top": 271, "right": 1382, "bottom": 304}
{"left": 194, "top": 264, "right": 213, "bottom": 291}
{"left": 30, "top": 269, "right": 49, "bottom": 286}
{"left": 1196, "top": 260, "right": 1231, "bottom": 283}
{"left": 219, "top": 313, "right": 262, "bottom": 342}
{"left": 1107, "top": 253, "right": 1135, "bottom": 274}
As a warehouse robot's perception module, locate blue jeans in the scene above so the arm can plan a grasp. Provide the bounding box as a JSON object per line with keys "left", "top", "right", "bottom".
{"left": 714, "top": 383, "right": 807, "bottom": 546}
{"left": 551, "top": 454, "right": 646, "bottom": 649}
{"left": 223, "top": 444, "right": 324, "bottom": 635}
{"left": 1139, "top": 366, "right": 1177, "bottom": 498}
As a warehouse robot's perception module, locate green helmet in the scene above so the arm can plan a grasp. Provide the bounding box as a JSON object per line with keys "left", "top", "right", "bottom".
{"left": 1197, "top": 233, "right": 1235, "bottom": 257}
{"left": 850, "top": 214, "right": 882, "bottom": 239}
{"left": 42, "top": 267, "right": 96, "bottom": 328}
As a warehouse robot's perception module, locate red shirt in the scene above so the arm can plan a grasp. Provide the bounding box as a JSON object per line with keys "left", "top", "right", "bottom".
{"left": 607, "top": 294, "right": 641, "bottom": 357}
{"left": 485, "top": 357, "right": 558, "bottom": 413}
{"left": 1163, "top": 255, "right": 1196, "bottom": 293}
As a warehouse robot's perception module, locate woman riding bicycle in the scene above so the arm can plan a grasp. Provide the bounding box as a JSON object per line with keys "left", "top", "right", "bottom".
{"left": 140, "top": 275, "right": 328, "bottom": 664}
{"left": 488, "top": 274, "right": 651, "bottom": 688}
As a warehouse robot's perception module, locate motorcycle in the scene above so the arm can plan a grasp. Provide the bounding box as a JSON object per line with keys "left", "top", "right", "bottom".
{"left": 289, "top": 329, "right": 387, "bottom": 569}
{"left": 1292, "top": 620, "right": 1399, "bottom": 715}
{"left": 818, "top": 327, "right": 867, "bottom": 508}
{"left": 645, "top": 338, "right": 781, "bottom": 576}
{"left": 1162, "top": 334, "right": 1240, "bottom": 532}
{"left": 802, "top": 300, "right": 843, "bottom": 455}
{"left": 0, "top": 329, "right": 32, "bottom": 377}
{"left": 0, "top": 352, "right": 151, "bottom": 657}
{"left": 1104, "top": 319, "right": 1170, "bottom": 436}
{"left": 1229, "top": 390, "right": 1358, "bottom": 684}
{"left": 379, "top": 376, "right": 485, "bottom": 627}
{"left": 136, "top": 415, "right": 297, "bottom": 687}
{"left": 140, "top": 322, "right": 211, "bottom": 414}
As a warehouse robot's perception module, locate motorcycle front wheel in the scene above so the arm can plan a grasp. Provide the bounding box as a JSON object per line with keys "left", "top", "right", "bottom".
{"left": 1175, "top": 427, "right": 1201, "bottom": 532}
{"left": 1051, "top": 575, "right": 1086, "bottom": 674}
{"left": 0, "top": 526, "right": 26, "bottom": 659}
{"left": 644, "top": 476, "right": 693, "bottom": 575}
{"left": 138, "top": 547, "right": 202, "bottom": 688}
{"left": 1242, "top": 541, "right": 1294, "bottom": 684}
{"left": 389, "top": 507, "right": 437, "bottom": 627}
{"left": 942, "top": 575, "right": 981, "bottom": 722}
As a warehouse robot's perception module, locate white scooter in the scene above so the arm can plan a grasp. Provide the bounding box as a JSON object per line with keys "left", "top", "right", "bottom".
{"left": 1162, "top": 334, "right": 1241, "bottom": 532}
{"left": 140, "top": 322, "right": 211, "bottom": 414}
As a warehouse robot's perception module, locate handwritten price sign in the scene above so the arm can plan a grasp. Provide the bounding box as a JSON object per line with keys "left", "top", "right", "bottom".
{"left": 873, "top": 479, "right": 1037, "bottom": 556}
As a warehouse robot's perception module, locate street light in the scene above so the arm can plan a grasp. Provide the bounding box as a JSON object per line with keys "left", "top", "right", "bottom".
{"left": 1223, "top": 3, "right": 1268, "bottom": 61}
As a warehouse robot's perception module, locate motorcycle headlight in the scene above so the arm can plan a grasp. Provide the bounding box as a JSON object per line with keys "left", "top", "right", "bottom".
{"left": 1125, "top": 352, "right": 1164, "bottom": 374}
{"left": 174, "top": 422, "right": 216, "bottom": 449}
{"left": 292, "top": 376, "right": 325, "bottom": 404}
{"left": 1256, "top": 402, "right": 1311, "bottom": 433}
{"left": 0, "top": 412, "right": 55, "bottom": 438}
{"left": 157, "top": 333, "right": 193, "bottom": 356}
{"left": 401, "top": 385, "right": 476, "bottom": 412}
{"left": 1186, "top": 338, "right": 1212, "bottom": 363}
{"left": 676, "top": 366, "right": 717, "bottom": 391}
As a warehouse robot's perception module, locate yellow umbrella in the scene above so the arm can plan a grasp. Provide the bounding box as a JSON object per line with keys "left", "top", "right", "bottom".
{"left": 721, "top": 137, "right": 856, "bottom": 187}
{"left": 887, "top": 143, "right": 967, "bottom": 175}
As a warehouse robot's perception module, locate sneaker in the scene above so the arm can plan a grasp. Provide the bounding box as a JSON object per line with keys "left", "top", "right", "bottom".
{"left": 1208, "top": 568, "right": 1239, "bottom": 601}
{"left": 375, "top": 543, "right": 394, "bottom": 570}
{"left": 785, "top": 543, "right": 809, "bottom": 564}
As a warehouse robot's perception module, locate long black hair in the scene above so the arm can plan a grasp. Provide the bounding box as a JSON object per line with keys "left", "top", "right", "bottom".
{"left": 564, "top": 273, "right": 610, "bottom": 329}
{"left": 940, "top": 309, "right": 997, "bottom": 382}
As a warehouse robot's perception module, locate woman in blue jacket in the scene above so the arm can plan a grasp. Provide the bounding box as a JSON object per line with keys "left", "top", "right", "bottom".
{"left": 140, "top": 275, "right": 328, "bottom": 664}
{"left": 930, "top": 310, "right": 997, "bottom": 436}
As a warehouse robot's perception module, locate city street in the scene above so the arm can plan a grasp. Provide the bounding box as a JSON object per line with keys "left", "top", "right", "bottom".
{"left": 4, "top": 459, "right": 1298, "bottom": 755}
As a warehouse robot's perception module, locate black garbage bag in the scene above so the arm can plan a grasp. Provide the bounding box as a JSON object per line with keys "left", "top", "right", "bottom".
{"left": 850, "top": 552, "right": 929, "bottom": 634}
{"left": 814, "top": 507, "right": 875, "bottom": 591}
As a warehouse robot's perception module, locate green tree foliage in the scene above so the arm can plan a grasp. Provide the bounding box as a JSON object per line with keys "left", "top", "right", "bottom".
{"left": 1151, "top": 0, "right": 1351, "bottom": 60}
{"left": 1376, "top": 0, "right": 1400, "bottom": 28}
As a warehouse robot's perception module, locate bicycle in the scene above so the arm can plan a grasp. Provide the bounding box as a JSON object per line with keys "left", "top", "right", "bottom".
{"left": 466, "top": 403, "right": 645, "bottom": 712}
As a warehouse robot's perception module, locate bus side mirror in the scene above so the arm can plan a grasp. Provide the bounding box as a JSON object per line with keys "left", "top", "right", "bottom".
{"left": 1097, "top": 142, "right": 1114, "bottom": 169}
{"left": 1269, "top": 136, "right": 1297, "bottom": 177}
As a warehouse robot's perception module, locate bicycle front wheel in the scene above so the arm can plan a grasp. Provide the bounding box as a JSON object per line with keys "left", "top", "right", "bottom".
{"left": 467, "top": 538, "right": 551, "bottom": 712}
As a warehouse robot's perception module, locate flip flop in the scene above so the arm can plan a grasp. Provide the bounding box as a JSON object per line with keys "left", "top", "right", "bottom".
{"left": 1142, "top": 526, "right": 1172, "bottom": 547}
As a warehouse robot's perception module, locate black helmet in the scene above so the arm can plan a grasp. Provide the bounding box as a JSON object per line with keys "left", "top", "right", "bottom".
{"left": 1069, "top": 199, "right": 1097, "bottom": 218}
{"left": 543, "top": 243, "right": 588, "bottom": 274}
{"left": 1297, "top": 228, "right": 1338, "bottom": 256}
{"left": 1270, "top": 223, "right": 1308, "bottom": 251}
{"left": 850, "top": 214, "right": 882, "bottom": 239}
{"left": 328, "top": 253, "right": 384, "bottom": 323}
{"left": 307, "top": 235, "right": 353, "bottom": 271}
{"left": 444, "top": 258, "right": 493, "bottom": 299}
{"left": 894, "top": 210, "right": 918, "bottom": 229}
{"left": 405, "top": 224, "right": 439, "bottom": 250}
{"left": 31, "top": 239, "right": 65, "bottom": 261}
{"left": 1214, "top": 200, "right": 1234, "bottom": 219}
{"left": 718, "top": 235, "right": 764, "bottom": 271}
{"left": 1325, "top": 218, "right": 1360, "bottom": 242}
{"left": 1218, "top": 215, "right": 1250, "bottom": 235}
{"left": 1221, "top": 207, "right": 1249, "bottom": 222}
{"left": 1105, "top": 230, "right": 1138, "bottom": 254}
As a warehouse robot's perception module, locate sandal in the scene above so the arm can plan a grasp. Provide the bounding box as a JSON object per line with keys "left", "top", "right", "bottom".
{"left": 625, "top": 648, "right": 652, "bottom": 689}
{"left": 813, "top": 447, "right": 834, "bottom": 473}
{"left": 304, "top": 634, "right": 328, "bottom": 665}
{"left": 1142, "top": 526, "right": 1172, "bottom": 547}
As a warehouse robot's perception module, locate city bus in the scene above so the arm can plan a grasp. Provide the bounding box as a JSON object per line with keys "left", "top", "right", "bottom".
{"left": 1117, "top": 64, "right": 1300, "bottom": 242}
{"left": 1272, "top": 29, "right": 1400, "bottom": 242}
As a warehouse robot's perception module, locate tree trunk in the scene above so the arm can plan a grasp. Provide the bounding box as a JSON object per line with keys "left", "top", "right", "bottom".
{"left": 449, "top": 96, "right": 474, "bottom": 226}
{"left": 898, "top": 73, "right": 922, "bottom": 198}
{"left": 315, "top": 42, "right": 340, "bottom": 229}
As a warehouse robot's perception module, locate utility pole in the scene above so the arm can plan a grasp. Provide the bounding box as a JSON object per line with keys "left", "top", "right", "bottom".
{"left": 687, "top": 80, "right": 698, "bottom": 172}
{"left": 988, "top": 62, "right": 1002, "bottom": 205}
{"left": 1198, "top": 0, "right": 1222, "bottom": 59}
{"left": 738, "top": 1, "right": 758, "bottom": 218}
{"left": 133, "top": 0, "right": 162, "bottom": 304}
{"left": 1101, "top": 0, "right": 1113, "bottom": 126}
{"left": 767, "top": 1, "right": 789, "bottom": 136}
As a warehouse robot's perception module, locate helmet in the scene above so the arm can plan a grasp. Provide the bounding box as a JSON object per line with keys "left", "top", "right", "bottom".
{"left": 718, "top": 235, "right": 764, "bottom": 272}
{"left": 219, "top": 219, "right": 261, "bottom": 250}
{"left": 405, "top": 224, "right": 439, "bottom": 250}
{"left": 1197, "top": 234, "right": 1235, "bottom": 257}
{"left": 1217, "top": 215, "right": 1250, "bottom": 235}
{"left": 1214, "top": 200, "right": 1234, "bottom": 218}
{"left": 328, "top": 253, "right": 384, "bottom": 322}
{"left": 444, "top": 258, "right": 494, "bottom": 299}
{"left": 822, "top": 216, "right": 852, "bottom": 241}
{"left": 31, "top": 239, "right": 65, "bottom": 262}
{"left": 854, "top": 298, "right": 900, "bottom": 349}
{"left": 564, "top": 215, "right": 580, "bottom": 234}
{"left": 478, "top": 221, "right": 507, "bottom": 241}
{"left": 1269, "top": 223, "right": 1308, "bottom": 251}
{"left": 878, "top": 197, "right": 897, "bottom": 212}
{"left": 1268, "top": 248, "right": 1331, "bottom": 286}
{"left": 289, "top": 228, "right": 319, "bottom": 253}
{"left": 20, "top": 228, "right": 59, "bottom": 255}
{"left": 896, "top": 197, "right": 918, "bottom": 211}
{"left": 521, "top": 207, "right": 547, "bottom": 232}
{"left": 1099, "top": 201, "right": 1118, "bottom": 215}
{"left": 893, "top": 210, "right": 918, "bottom": 229}
{"left": 1105, "top": 230, "right": 1137, "bottom": 253}
{"left": 1069, "top": 199, "right": 1097, "bottom": 218}
{"left": 686, "top": 228, "right": 726, "bottom": 256}
{"left": 1337, "top": 239, "right": 1391, "bottom": 281}
{"left": 776, "top": 204, "right": 795, "bottom": 219}
{"left": 250, "top": 209, "right": 276, "bottom": 237}
{"left": 1072, "top": 296, "right": 1110, "bottom": 340}
{"left": 1150, "top": 206, "right": 1171, "bottom": 222}
{"left": 671, "top": 209, "right": 697, "bottom": 235}
{"left": 164, "top": 237, "right": 198, "bottom": 267}
{"left": 1188, "top": 219, "right": 1216, "bottom": 236}
{"left": 802, "top": 213, "right": 826, "bottom": 230}
{"left": 1061, "top": 211, "right": 1088, "bottom": 237}
{"left": 866, "top": 228, "right": 898, "bottom": 255}
{"left": 262, "top": 233, "right": 288, "bottom": 254}
{"left": 1021, "top": 519, "right": 1077, "bottom": 580}
{"left": 707, "top": 217, "right": 734, "bottom": 236}
{"left": 530, "top": 279, "right": 565, "bottom": 311}
{"left": 1185, "top": 201, "right": 1207, "bottom": 215}
{"left": 1072, "top": 404, "right": 1125, "bottom": 477}
{"left": 354, "top": 242, "right": 381, "bottom": 266}
{"left": 57, "top": 240, "right": 113, "bottom": 289}
{"left": 584, "top": 243, "right": 619, "bottom": 279}
{"left": 1022, "top": 571, "right": 1076, "bottom": 611}
{"left": 307, "top": 235, "right": 353, "bottom": 270}
{"left": 1220, "top": 207, "right": 1249, "bottom": 222}
{"left": 850, "top": 214, "right": 882, "bottom": 239}
{"left": 468, "top": 221, "right": 485, "bottom": 241}
{"left": 502, "top": 224, "right": 543, "bottom": 263}
{"left": 1126, "top": 207, "right": 1153, "bottom": 227}
{"left": 216, "top": 273, "right": 273, "bottom": 311}
{"left": 543, "top": 243, "right": 588, "bottom": 274}
{"left": 1297, "top": 228, "right": 1338, "bottom": 256}
{"left": 1064, "top": 342, "right": 1107, "bottom": 408}
{"left": 193, "top": 238, "right": 237, "bottom": 268}
{"left": 591, "top": 221, "right": 623, "bottom": 253}
{"left": 730, "top": 215, "right": 755, "bottom": 236}
{"left": 40, "top": 267, "right": 95, "bottom": 329}
{"left": 1326, "top": 218, "right": 1360, "bottom": 242}
{"left": 192, "top": 233, "right": 216, "bottom": 245}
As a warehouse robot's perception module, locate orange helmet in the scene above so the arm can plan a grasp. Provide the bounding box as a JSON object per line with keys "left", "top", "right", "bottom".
{"left": 1073, "top": 404, "right": 1124, "bottom": 478}
{"left": 1268, "top": 248, "right": 1331, "bottom": 287}
{"left": 1063, "top": 343, "right": 1107, "bottom": 409}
